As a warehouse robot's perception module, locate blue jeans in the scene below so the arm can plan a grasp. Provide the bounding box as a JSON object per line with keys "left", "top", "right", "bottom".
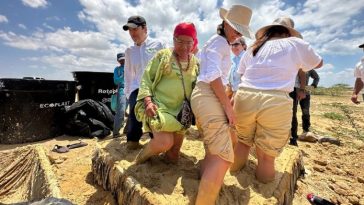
{"left": 126, "top": 89, "right": 143, "bottom": 142}
{"left": 113, "top": 91, "right": 126, "bottom": 135}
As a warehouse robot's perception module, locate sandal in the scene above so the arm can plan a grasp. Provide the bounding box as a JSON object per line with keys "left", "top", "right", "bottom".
{"left": 52, "top": 145, "right": 70, "bottom": 153}
{"left": 66, "top": 141, "right": 88, "bottom": 149}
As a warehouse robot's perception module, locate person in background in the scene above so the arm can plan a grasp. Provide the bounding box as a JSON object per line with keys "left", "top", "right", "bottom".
{"left": 351, "top": 43, "right": 364, "bottom": 104}
{"left": 231, "top": 17, "right": 323, "bottom": 183}
{"left": 123, "top": 15, "right": 165, "bottom": 149}
{"left": 191, "top": 5, "right": 254, "bottom": 204}
{"left": 113, "top": 53, "right": 126, "bottom": 138}
{"left": 226, "top": 37, "right": 247, "bottom": 99}
{"left": 134, "top": 22, "right": 199, "bottom": 164}
{"left": 289, "top": 69, "right": 320, "bottom": 146}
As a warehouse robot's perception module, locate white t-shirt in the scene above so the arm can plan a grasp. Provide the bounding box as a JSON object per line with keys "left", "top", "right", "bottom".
{"left": 124, "top": 37, "right": 165, "bottom": 98}
{"left": 354, "top": 57, "right": 364, "bottom": 82}
{"left": 238, "top": 37, "right": 322, "bottom": 92}
{"left": 197, "top": 34, "right": 231, "bottom": 85}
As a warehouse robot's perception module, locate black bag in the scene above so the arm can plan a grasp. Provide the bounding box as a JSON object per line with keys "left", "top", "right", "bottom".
{"left": 60, "top": 99, "right": 113, "bottom": 138}
{"left": 175, "top": 53, "right": 194, "bottom": 129}
{"left": 177, "top": 99, "right": 193, "bottom": 129}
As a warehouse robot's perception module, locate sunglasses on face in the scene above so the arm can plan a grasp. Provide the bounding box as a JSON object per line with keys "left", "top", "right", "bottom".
{"left": 174, "top": 37, "right": 194, "bottom": 47}
{"left": 230, "top": 43, "right": 241, "bottom": 47}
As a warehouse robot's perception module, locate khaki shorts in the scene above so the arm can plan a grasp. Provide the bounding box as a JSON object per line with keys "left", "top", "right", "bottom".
{"left": 234, "top": 87, "right": 293, "bottom": 157}
{"left": 191, "top": 82, "right": 234, "bottom": 163}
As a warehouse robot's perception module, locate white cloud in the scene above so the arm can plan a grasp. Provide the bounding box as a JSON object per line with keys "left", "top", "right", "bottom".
{"left": 42, "top": 23, "right": 54, "bottom": 31}
{"left": 351, "top": 26, "right": 364, "bottom": 36}
{"left": 1, "top": 0, "right": 363, "bottom": 86}
{"left": 46, "top": 16, "right": 61, "bottom": 21}
{"left": 22, "top": 0, "right": 48, "bottom": 8}
{"left": 293, "top": 0, "right": 364, "bottom": 55}
{"left": 0, "top": 31, "right": 45, "bottom": 50}
{"left": 0, "top": 15, "right": 8, "bottom": 23}
{"left": 18, "top": 24, "right": 27, "bottom": 29}
{"left": 318, "top": 67, "right": 355, "bottom": 87}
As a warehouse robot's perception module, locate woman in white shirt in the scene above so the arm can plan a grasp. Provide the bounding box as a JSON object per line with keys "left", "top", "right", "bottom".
{"left": 231, "top": 17, "right": 323, "bottom": 183}
{"left": 190, "top": 5, "right": 253, "bottom": 204}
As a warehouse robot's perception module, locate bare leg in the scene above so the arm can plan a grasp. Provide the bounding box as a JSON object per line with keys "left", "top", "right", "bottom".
{"left": 230, "top": 142, "right": 250, "bottom": 172}
{"left": 255, "top": 146, "right": 275, "bottom": 183}
{"left": 165, "top": 133, "right": 184, "bottom": 162}
{"left": 195, "top": 154, "right": 231, "bottom": 205}
{"left": 135, "top": 131, "right": 174, "bottom": 164}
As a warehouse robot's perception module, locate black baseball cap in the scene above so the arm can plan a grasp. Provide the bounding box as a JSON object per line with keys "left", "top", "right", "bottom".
{"left": 359, "top": 43, "right": 364, "bottom": 48}
{"left": 117, "top": 53, "right": 125, "bottom": 61}
{"left": 123, "top": 16, "right": 146, "bottom": 31}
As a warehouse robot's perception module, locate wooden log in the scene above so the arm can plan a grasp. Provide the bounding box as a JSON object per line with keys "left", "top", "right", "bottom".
{"left": 92, "top": 136, "right": 304, "bottom": 205}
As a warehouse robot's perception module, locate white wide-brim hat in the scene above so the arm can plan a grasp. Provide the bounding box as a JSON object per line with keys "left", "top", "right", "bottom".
{"left": 255, "top": 17, "right": 302, "bottom": 40}
{"left": 219, "top": 5, "right": 254, "bottom": 39}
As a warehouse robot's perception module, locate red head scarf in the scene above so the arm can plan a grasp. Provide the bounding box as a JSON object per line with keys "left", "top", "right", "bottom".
{"left": 173, "top": 22, "right": 198, "bottom": 52}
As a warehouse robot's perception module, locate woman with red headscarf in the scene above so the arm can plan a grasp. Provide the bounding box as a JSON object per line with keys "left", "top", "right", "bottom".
{"left": 134, "top": 22, "right": 199, "bottom": 164}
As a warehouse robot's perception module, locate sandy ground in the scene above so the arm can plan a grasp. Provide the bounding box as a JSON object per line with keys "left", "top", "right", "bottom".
{"left": 1, "top": 94, "right": 364, "bottom": 204}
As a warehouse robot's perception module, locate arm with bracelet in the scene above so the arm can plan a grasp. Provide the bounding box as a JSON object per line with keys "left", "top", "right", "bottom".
{"left": 136, "top": 53, "right": 162, "bottom": 118}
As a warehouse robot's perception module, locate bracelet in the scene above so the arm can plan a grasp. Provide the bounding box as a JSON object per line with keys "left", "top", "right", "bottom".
{"left": 145, "top": 101, "right": 153, "bottom": 107}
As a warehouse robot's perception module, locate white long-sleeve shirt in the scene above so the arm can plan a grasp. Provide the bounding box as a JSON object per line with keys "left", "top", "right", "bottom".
{"left": 124, "top": 37, "right": 165, "bottom": 98}
{"left": 197, "top": 34, "right": 231, "bottom": 85}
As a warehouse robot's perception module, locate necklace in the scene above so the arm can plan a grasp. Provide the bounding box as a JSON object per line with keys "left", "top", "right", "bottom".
{"left": 173, "top": 52, "right": 190, "bottom": 72}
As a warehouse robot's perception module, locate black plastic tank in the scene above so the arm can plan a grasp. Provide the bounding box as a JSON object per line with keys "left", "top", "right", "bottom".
{"left": 0, "top": 78, "right": 76, "bottom": 144}
{"left": 72, "top": 71, "right": 116, "bottom": 109}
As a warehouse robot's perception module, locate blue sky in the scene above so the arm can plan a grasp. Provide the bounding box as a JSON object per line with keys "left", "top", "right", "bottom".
{"left": 0, "top": 0, "right": 363, "bottom": 87}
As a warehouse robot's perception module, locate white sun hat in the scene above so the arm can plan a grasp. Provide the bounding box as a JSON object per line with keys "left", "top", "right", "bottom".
{"left": 219, "top": 5, "right": 254, "bottom": 39}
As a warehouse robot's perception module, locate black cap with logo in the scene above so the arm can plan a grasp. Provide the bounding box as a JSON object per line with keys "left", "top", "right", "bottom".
{"left": 123, "top": 16, "right": 146, "bottom": 31}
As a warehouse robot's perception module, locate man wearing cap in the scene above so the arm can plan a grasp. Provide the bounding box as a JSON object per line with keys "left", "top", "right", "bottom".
{"left": 123, "top": 15, "right": 165, "bottom": 149}
{"left": 113, "top": 53, "right": 126, "bottom": 138}
{"left": 351, "top": 43, "right": 364, "bottom": 104}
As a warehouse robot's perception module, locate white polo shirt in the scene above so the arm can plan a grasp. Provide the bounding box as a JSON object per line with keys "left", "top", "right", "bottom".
{"left": 197, "top": 34, "right": 231, "bottom": 85}
{"left": 124, "top": 36, "right": 165, "bottom": 98}
{"left": 354, "top": 57, "right": 364, "bottom": 82}
{"left": 238, "top": 37, "right": 322, "bottom": 92}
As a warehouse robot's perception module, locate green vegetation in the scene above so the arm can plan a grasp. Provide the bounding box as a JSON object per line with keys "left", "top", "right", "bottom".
{"left": 327, "top": 102, "right": 363, "bottom": 140}
{"left": 323, "top": 112, "right": 345, "bottom": 121}
{"left": 312, "top": 84, "right": 352, "bottom": 96}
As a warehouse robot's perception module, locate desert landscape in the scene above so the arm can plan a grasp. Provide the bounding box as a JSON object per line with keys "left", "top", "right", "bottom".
{"left": 1, "top": 85, "right": 364, "bottom": 205}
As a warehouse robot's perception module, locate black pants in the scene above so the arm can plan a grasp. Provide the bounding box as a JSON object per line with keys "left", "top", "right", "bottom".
{"left": 289, "top": 88, "right": 311, "bottom": 140}
{"left": 126, "top": 89, "right": 143, "bottom": 142}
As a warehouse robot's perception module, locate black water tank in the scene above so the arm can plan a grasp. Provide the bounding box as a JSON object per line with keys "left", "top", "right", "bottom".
{"left": 0, "top": 78, "right": 76, "bottom": 144}
{"left": 73, "top": 71, "right": 116, "bottom": 110}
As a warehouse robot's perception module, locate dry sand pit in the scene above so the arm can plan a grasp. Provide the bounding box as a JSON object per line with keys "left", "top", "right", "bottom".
{"left": 92, "top": 129, "right": 303, "bottom": 205}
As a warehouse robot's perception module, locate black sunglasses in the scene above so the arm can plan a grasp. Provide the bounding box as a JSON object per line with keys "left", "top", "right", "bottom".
{"left": 230, "top": 43, "right": 241, "bottom": 47}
